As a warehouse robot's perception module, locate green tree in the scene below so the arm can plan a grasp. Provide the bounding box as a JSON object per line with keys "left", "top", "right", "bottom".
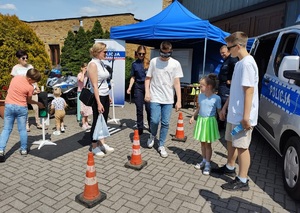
{"left": 60, "top": 31, "right": 76, "bottom": 68}
{"left": 60, "top": 20, "right": 110, "bottom": 75}
{"left": 0, "top": 14, "right": 51, "bottom": 90}
{"left": 90, "top": 20, "right": 103, "bottom": 41}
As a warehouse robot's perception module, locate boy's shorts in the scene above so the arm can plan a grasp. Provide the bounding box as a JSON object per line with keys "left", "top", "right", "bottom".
{"left": 55, "top": 109, "right": 65, "bottom": 126}
{"left": 225, "top": 122, "right": 253, "bottom": 149}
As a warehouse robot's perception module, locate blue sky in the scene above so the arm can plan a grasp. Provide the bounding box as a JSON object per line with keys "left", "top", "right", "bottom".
{"left": 0, "top": 0, "right": 163, "bottom": 21}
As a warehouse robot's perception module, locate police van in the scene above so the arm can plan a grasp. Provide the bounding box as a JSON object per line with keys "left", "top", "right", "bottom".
{"left": 251, "top": 23, "right": 300, "bottom": 200}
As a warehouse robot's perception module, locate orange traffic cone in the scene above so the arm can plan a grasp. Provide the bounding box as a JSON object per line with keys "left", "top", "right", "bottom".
{"left": 125, "top": 129, "right": 147, "bottom": 170}
{"left": 171, "top": 112, "right": 187, "bottom": 142}
{"left": 75, "top": 152, "right": 107, "bottom": 208}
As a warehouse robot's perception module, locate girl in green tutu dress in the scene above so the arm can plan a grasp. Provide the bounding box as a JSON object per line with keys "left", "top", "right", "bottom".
{"left": 189, "top": 74, "right": 221, "bottom": 175}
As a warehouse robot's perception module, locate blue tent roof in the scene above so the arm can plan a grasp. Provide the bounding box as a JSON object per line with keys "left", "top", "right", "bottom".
{"left": 110, "top": 0, "right": 229, "bottom": 46}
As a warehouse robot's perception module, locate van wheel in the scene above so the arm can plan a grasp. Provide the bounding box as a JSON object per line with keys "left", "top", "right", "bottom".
{"left": 283, "top": 137, "right": 300, "bottom": 200}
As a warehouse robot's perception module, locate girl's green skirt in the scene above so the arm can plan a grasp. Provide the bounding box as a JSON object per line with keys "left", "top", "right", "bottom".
{"left": 193, "top": 116, "right": 220, "bottom": 143}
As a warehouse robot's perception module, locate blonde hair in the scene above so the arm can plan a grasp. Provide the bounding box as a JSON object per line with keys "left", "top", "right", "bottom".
{"left": 26, "top": 68, "right": 41, "bottom": 82}
{"left": 136, "top": 45, "right": 149, "bottom": 69}
{"left": 225, "top": 31, "right": 248, "bottom": 47}
{"left": 53, "top": 87, "right": 62, "bottom": 97}
{"left": 89, "top": 42, "right": 107, "bottom": 58}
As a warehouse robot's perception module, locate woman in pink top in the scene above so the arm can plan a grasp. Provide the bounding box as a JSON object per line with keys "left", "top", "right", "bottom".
{"left": 77, "top": 63, "right": 92, "bottom": 131}
{"left": 0, "top": 68, "right": 44, "bottom": 161}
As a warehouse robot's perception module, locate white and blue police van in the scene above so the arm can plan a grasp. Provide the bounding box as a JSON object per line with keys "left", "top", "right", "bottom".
{"left": 250, "top": 21, "right": 300, "bottom": 200}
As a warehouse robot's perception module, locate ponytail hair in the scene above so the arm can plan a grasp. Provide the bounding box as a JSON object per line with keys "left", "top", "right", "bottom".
{"left": 205, "top": 73, "right": 219, "bottom": 91}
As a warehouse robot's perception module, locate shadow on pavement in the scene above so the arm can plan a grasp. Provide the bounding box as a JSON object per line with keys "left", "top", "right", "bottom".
{"left": 28, "top": 131, "right": 89, "bottom": 161}
{"left": 199, "top": 189, "right": 271, "bottom": 212}
{"left": 168, "top": 146, "right": 213, "bottom": 166}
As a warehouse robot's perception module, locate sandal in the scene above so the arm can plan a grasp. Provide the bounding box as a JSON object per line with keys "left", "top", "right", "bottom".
{"left": 37, "top": 124, "right": 48, "bottom": 130}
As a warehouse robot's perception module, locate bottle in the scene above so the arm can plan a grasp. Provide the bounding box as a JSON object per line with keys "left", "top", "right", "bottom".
{"left": 231, "top": 123, "right": 244, "bottom": 136}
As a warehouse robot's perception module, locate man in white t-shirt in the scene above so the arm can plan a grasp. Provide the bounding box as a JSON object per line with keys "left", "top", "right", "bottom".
{"left": 212, "top": 32, "right": 259, "bottom": 191}
{"left": 144, "top": 41, "right": 183, "bottom": 158}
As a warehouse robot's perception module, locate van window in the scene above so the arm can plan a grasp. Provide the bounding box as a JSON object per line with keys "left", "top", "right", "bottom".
{"left": 294, "top": 37, "right": 300, "bottom": 58}
{"left": 274, "top": 33, "right": 298, "bottom": 76}
{"left": 251, "top": 33, "right": 278, "bottom": 94}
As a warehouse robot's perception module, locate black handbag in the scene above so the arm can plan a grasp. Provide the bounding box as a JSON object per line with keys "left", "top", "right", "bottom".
{"left": 79, "top": 87, "right": 94, "bottom": 106}
{"left": 79, "top": 78, "right": 103, "bottom": 106}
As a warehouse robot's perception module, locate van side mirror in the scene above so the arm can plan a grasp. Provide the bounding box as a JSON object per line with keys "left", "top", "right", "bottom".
{"left": 278, "top": 56, "right": 300, "bottom": 83}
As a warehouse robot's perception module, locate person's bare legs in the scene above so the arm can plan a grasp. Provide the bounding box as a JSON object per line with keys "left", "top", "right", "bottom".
{"left": 237, "top": 148, "right": 250, "bottom": 178}
{"left": 56, "top": 123, "right": 61, "bottom": 132}
{"left": 201, "top": 142, "right": 206, "bottom": 160}
{"left": 205, "top": 143, "right": 212, "bottom": 162}
{"left": 81, "top": 116, "right": 88, "bottom": 127}
{"left": 98, "top": 139, "right": 105, "bottom": 146}
{"left": 227, "top": 140, "right": 238, "bottom": 167}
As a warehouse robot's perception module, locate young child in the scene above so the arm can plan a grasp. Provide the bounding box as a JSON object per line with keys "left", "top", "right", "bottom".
{"left": 189, "top": 74, "right": 222, "bottom": 175}
{"left": 0, "top": 68, "right": 44, "bottom": 159}
{"left": 50, "top": 87, "right": 67, "bottom": 136}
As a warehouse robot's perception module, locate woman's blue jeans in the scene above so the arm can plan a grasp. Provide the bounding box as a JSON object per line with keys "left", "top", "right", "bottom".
{"left": 150, "top": 102, "right": 173, "bottom": 147}
{"left": 0, "top": 104, "right": 28, "bottom": 151}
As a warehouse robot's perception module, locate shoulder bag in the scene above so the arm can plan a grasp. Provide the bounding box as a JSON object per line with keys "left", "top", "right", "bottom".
{"left": 79, "top": 78, "right": 103, "bottom": 106}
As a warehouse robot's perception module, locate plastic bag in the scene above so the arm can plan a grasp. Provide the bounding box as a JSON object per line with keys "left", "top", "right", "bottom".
{"left": 93, "top": 114, "right": 110, "bottom": 140}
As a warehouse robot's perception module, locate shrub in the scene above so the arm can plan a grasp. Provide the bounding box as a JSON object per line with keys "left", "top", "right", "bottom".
{"left": 0, "top": 14, "right": 51, "bottom": 90}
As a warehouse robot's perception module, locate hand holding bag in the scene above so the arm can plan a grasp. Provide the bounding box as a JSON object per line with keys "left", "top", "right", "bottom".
{"left": 93, "top": 114, "right": 110, "bottom": 140}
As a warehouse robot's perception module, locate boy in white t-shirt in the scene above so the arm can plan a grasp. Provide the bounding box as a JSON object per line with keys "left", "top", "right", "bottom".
{"left": 145, "top": 41, "right": 183, "bottom": 158}
{"left": 212, "top": 32, "right": 259, "bottom": 191}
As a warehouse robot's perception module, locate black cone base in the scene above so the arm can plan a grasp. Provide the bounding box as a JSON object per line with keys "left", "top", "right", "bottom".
{"left": 125, "top": 160, "right": 147, "bottom": 171}
{"left": 171, "top": 135, "right": 187, "bottom": 142}
{"left": 75, "top": 190, "right": 107, "bottom": 208}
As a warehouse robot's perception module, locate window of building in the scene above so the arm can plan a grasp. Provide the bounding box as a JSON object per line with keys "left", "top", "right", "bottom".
{"left": 49, "top": 44, "right": 60, "bottom": 66}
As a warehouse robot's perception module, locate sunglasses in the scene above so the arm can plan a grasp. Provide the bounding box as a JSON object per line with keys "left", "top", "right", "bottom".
{"left": 227, "top": 44, "right": 238, "bottom": 51}
{"left": 21, "top": 56, "right": 28, "bottom": 60}
{"left": 159, "top": 50, "right": 172, "bottom": 58}
{"left": 137, "top": 53, "right": 145, "bottom": 56}
{"left": 103, "top": 51, "right": 107, "bottom": 54}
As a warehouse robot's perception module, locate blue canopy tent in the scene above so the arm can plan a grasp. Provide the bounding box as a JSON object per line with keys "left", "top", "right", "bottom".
{"left": 110, "top": 0, "right": 230, "bottom": 82}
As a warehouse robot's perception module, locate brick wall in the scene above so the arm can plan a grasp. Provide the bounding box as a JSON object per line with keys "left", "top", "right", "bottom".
{"left": 163, "top": 0, "right": 173, "bottom": 9}
{"left": 26, "top": 14, "right": 140, "bottom": 60}
{"left": 25, "top": 1, "right": 168, "bottom": 63}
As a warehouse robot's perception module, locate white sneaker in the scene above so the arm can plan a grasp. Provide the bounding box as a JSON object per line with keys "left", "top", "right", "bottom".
{"left": 61, "top": 126, "right": 65, "bottom": 133}
{"left": 194, "top": 161, "right": 206, "bottom": 170}
{"left": 82, "top": 123, "right": 91, "bottom": 131}
{"left": 203, "top": 164, "right": 211, "bottom": 175}
{"left": 147, "top": 135, "right": 155, "bottom": 148}
{"left": 158, "top": 146, "right": 168, "bottom": 158}
{"left": 53, "top": 130, "right": 61, "bottom": 135}
{"left": 92, "top": 147, "right": 105, "bottom": 157}
{"left": 100, "top": 144, "right": 114, "bottom": 153}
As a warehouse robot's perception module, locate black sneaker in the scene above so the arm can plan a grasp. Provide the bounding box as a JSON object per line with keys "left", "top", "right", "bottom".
{"left": 138, "top": 128, "right": 143, "bottom": 135}
{"left": 211, "top": 165, "right": 236, "bottom": 177}
{"left": 0, "top": 150, "right": 5, "bottom": 162}
{"left": 221, "top": 177, "right": 249, "bottom": 191}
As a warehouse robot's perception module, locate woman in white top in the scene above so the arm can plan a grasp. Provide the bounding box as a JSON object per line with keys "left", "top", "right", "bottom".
{"left": 11, "top": 50, "right": 42, "bottom": 132}
{"left": 88, "top": 42, "right": 114, "bottom": 157}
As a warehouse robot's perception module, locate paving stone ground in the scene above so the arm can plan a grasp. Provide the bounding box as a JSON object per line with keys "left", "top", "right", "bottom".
{"left": 0, "top": 101, "right": 299, "bottom": 213}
